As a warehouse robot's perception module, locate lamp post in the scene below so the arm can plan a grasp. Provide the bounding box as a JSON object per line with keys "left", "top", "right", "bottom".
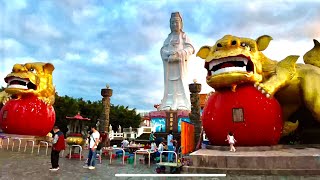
{"left": 101, "top": 84, "right": 113, "bottom": 147}
{"left": 189, "top": 79, "right": 202, "bottom": 149}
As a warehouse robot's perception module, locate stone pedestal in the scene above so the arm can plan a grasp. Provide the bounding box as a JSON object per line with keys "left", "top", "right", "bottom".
{"left": 189, "top": 82, "right": 202, "bottom": 149}
{"left": 183, "top": 145, "right": 320, "bottom": 175}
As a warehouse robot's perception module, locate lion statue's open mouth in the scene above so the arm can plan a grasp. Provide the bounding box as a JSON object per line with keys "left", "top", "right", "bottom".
{"left": 205, "top": 55, "right": 254, "bottom": 78}
{"left": 5, "top": 77, "right": 37, "bottom": 90}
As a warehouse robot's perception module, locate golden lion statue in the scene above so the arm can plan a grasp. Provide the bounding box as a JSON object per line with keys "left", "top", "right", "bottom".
{"left": 0, "top": 62, "right": 55, "bottom": 106}
{"left": 197, "top": 35, "right": 320, "bottom": 136}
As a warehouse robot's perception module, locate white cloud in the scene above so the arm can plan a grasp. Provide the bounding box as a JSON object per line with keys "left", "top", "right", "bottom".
{"left": 130, "top": 55, "right": 148, "bottom": 64}
{"left": 263, "top": 39, "right": 315, "bottom": 64}
{"left": 187, "top": 56, "right": 213, "bottom": 94}
{"left": 72, "top": 5, "right": 100, "bottom": 25}
{"left": 69, "top": 40, "right": 86, "bottom": 51}
{"left": 0, "top": 71, "right": 7, "bottom": 88}
{"left": 302, "top": 21, "right": 320, "bottom": 39}
{"left": 90, "top": 50, "right": 109, "bottom": 64}
{"left": 23, "top": 16, "right": 62, "bottom": 39}
{"left": 4, "top": 0, "right": 27, "bottom": 10}
{"left": 0, "top": 38, "right": 26, "bottom": 55}
{"left": 65, "top": 52, "right": 81, "bottom": 61}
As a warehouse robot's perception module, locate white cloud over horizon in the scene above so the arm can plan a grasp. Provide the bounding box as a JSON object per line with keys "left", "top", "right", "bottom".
{"left": 1, "top": 0, "right": 320, "bottom": 112}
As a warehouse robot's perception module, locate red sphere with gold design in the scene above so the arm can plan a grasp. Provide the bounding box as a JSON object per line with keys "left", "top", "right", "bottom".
{"left": 202, "top": 85, "right": 283, "bottom": 146}
{"left": 0, "top": 95, "right": 55, "bottom": 136}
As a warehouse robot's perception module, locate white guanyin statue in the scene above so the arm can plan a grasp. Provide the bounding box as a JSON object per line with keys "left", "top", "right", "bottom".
{"left": 118, "top": 125, "right": 121, "bottom": 133}
{"left": 109, "top": 124, "right": 112, "bottom": 132}
{"left": 159, "top": 12, "right": 195, "bottom": 111}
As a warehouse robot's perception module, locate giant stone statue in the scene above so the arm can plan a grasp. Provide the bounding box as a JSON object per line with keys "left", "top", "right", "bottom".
{"left": 159, "top": 12, "right": 195, "bottom": 111}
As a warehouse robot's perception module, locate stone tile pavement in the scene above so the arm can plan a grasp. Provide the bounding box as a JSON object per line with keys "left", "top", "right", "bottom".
{"left": 0, "top": 149, "right": 320, "bottom": 180}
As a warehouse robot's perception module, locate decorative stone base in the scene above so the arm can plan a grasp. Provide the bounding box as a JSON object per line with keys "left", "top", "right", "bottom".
{"left": 183, "top": 145, "right": 320, "bottom": 175}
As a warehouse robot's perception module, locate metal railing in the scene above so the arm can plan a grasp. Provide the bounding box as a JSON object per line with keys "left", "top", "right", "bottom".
{"left": 123, "top": 128, "right": 138, "bottom": 133}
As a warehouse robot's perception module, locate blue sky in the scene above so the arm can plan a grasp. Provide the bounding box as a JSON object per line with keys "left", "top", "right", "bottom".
{"left": 1, "top": 0, "right": 320, "bottom": 112}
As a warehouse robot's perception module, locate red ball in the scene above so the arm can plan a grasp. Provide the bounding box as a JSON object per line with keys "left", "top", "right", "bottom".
{"left": 0, "top": 95, "right": 55, "bottom": 136}
{"left": 202, "top": 85, "right": 283, "bottom": 146}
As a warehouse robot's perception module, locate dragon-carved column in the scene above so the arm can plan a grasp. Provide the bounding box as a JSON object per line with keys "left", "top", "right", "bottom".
{"left": 189, "top": 80, "right": 202, "bottom": 149}
{"left": 101, "top": 84, "right": 113, "bottom": 147}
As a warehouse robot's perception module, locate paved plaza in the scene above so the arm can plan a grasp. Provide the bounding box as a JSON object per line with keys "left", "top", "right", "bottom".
{"left": 0, "top": 149, "right": 320, "bottom": 180}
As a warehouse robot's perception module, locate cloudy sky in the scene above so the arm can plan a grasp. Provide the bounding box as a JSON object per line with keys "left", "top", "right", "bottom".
{"left": 1, "top": 0, "right": 319, "bottom": 112}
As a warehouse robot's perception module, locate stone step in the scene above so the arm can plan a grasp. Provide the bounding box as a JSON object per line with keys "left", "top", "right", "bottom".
{"left": 188, "top": 148, "right": 320, "bottom": 171}
{"left": 183, "top": 166, "right": 320, "bottom": 176}
{"left": 206, "top": 144, "right": 320, "bottom": 151}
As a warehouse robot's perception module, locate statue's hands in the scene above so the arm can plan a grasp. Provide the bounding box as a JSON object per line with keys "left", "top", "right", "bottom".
{"left": 168, "top": 52, "right": 179, "bottom": 62}
{"left": 168, "top": 50, "right": 175, "bottom": 55}
{"left": 168, "top": 55, "right": 174, "bottom": 62}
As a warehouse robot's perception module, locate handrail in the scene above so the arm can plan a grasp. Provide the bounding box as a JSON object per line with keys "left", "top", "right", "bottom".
{"left": 178, "top": 146, "right": 184, "bottom": 159}
{"left": 159, "top": 150, "right": 178, "bottom": 164}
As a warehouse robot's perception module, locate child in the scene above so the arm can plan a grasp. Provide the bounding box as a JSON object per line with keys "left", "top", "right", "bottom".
{"left": 144, "top": 143, "right": 151, "bottom": 149}
{"left": 155, "top": 141, "right": 165, "bottom": 157}
{"left": 226, "top": 131, "right": 236, "bottom": 152}
{"left": 151, "top": 142, "right": 157, "bottom": 151}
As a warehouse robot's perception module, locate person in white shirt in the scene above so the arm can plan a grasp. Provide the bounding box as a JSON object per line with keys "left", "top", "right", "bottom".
{"left": 155, "top": 141, "right": 165, "bottom": 159}
{"left": 158, "top": 142, "right": 164, "bottom": 152}
{"left": 225, "top": 131, "right": 237, "bottom": 152}
{"left": 151, "top": 142, "right": 157, "bottom": 151}
{"left": 83, "top": 125, "right": 100, "bottom": 169}
{"left": 167, "top": 130, "right": 174, "bottom": 162}
{"left": 121, "top": 139, "right": 129, "bottom": 148}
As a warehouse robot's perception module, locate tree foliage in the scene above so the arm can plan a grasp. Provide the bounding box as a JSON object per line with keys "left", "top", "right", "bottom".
{"left": 109, "top": 105, "right": 141, "bottom": 131}
{"left": 53, "top": 93, "right": 141, "bottom": 134}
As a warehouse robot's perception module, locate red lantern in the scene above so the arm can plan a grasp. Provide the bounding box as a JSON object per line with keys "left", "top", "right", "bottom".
{"left": 202, "top": 85, "right": 283, "bottom": 146}
{"left": 0, "top": 95, "right": 55, "bottom": 136}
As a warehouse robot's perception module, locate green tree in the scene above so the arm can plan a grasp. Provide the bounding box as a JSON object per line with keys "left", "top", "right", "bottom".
{"left": 53, "top": 93, "right": 80, "bottom": 135}
{"left": 109, "top": 105, "right": 141, "bottom": 131}
{"left": 53, "top": 93, "right": 141, "bottom": 135}
{"left": 0, "top": 87, "right": 6, "bottom": 110}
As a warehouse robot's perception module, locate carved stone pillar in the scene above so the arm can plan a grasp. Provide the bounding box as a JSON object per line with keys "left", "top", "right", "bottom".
{"left": 189, "top": 81, "right": 202, "bottom": 149}
{"left": 101, "top": 84, "right": 113, "bottom": 147}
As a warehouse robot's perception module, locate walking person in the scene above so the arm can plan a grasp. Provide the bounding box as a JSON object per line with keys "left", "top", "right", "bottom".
{"left": 83, "top": 125, "right": 100, "bottom": 170}
{"left": 50, "top": 126, "right": 65, "bottom": 171}
{"left": 167, "top": 130, "right": 174, "bottom": 162}
{"left": 149, "top": 131, "right": 156, "bottom": 143}
{"left": 226, "top": 131, "right": 237, "bottom": 152}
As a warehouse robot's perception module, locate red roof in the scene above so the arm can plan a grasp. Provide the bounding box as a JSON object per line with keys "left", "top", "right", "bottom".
{"left": 66, "top": 112, "right": 90, "bottom": 121}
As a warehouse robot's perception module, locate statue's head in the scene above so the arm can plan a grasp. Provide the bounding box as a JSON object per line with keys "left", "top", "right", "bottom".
{"left": 4, "top": 62, "right": 55, "bottom": 104}
{"left": 170, "top": 12, "right": 183, "bottom": 33}
{"left": 196, "top": 35, "right": 274, "bottom": 90}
